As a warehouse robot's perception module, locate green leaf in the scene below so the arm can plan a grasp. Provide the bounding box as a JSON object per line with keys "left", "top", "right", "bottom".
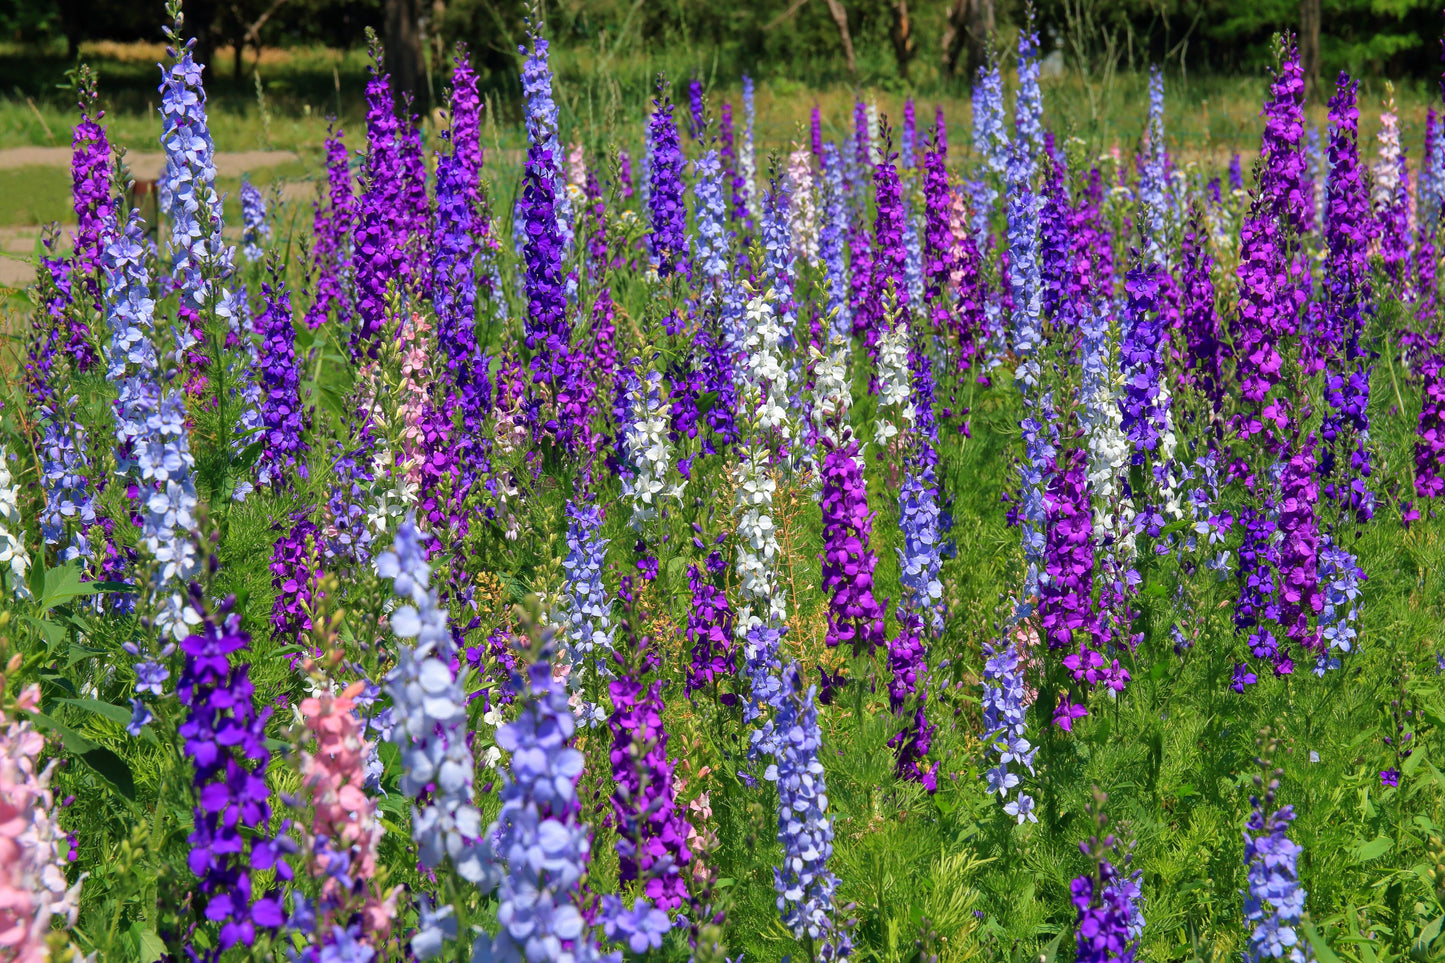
{"left": 128, "top": 923, "right": 166, "bottom": 963}
{"left": 65, "top": 643, "right": 107, "bottom": 668}
{"left": 1354, "top": 836, "right": 1393, "bottom": 862}
{"left": 77, "top": 745, "right": 137, "bottom": 800}
{"left": 1301, "top": 920, "right": 1343, "bottom": 963}
{"left": 21, "top": 615, "right": 67, "bottom": 649}
{"left": 29, "top": 712, "right": 135, "bottom": 799}
{"left": 56, "top": 697, "right": 132, "bottom": 727}
{"left": 1415, "top": 913, "right": 1444, "bottom": 956}
{"left": 40, "top": 561, "right": 97, "bottom": 610}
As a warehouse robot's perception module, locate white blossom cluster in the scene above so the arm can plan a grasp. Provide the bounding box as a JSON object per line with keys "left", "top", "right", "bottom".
{"left": 810, "top": 341, "right": 852, "bottom": 453}
{"left": 621, "top": 368, "right": 683, "bottom": 531}
{"left": 1079, "top": 300, "right": 1136, "bottom": 560}
{"left": 874, "top": 316, "right": 916, "bottom": 445}
{"left": 733, "top": 445, "right": 786, "bottom": 630}
{"left": 0, "top": 446, "right": 32, "bottom": 599}
{"left": 742, "top": 288, "right": 793, "bottom": 440}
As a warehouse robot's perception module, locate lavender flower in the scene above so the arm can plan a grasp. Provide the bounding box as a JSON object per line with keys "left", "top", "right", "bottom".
{"left": 1140, "top": 65, "right": 1168, "bottom": 261}
{"left": 982, "top": 638, "right": 1036, "bottom": 823}
{"left": 686, "top": 558, "right": 736, "bottom": 697}
{"left": 520, "top": 31, "right": 572, "bottom": 250}
{"left": 741, "top": 76, "right": 759, "bottom": 220}
{"left": 306, "top": 124, "right": 354, "bottom": 330}
{"left": 240, "top": 178, "right": 269, "bottom": 260}
{"left": 38, "top": 409, "right": 97, "bottom": 563}
{"left": 764, "top": 663, "right": 852, "bottom": 959}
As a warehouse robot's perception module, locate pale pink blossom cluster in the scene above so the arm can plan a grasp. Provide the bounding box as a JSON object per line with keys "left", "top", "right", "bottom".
{"left": 0, "top": 683, "right": 84, "bottom": 962}
{"left": 297, "top": 681, "right": 398, "bottom": 943}
{"left": 395, "top": 311, "right": 434, "bottom": 486}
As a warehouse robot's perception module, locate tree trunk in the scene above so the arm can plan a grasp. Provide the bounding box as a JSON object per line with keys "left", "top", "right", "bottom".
{"left": 1299, "top": 0, "right": 1321, "bottom": 100}
{"left": 890, "top": 0, "right": 914, "bottom": 82}
{"left": 943, "top": 0, "right": 994, "bottom": 81}
{"left": 385, "top": 0, "right": 426, "bottom": 110}
{"left": 822, "top": 0, "right": 857, "bottom": 77}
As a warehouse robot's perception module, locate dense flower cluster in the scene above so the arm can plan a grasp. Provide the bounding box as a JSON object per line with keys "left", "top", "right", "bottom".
{"left": 1242, "top": 774, "right": 1312, "bottom": 963}
{"left": 819, "top": 437, "right": 886, "bottom": 656}
{"left": 649, "top": 91, "right": 687, "bottom": 277}
{"left": 177, "top": 589, "right": 290, "bottom": 953}
{"left": 66, "top": 77, "right": 111, "bottom": 371}
{"left": 254, "top": 278, "right": 308, "bottom": 489}
{"left": 982, "top": 637, "right": 1037, "bottom": 824}
{"left": 621, "top": 369, "right": 683, "bottom": 531}
{"left": 350, "top": 53, "right": 403, "bottom": 359}
{"left": 381, "top": 522, "right": 490, "bottom": 901}
{"left": 559, "top": 500, "right": 613, "bottom": 722}
{"left": 38, "top": 409, "right": 97, "bottom": 563}
{"left": 686, "top": 559, "right": 736, "bottom": 697}
{"left": 765, "top": 663, "right": 852, "bottom": 960}
{"left": 307, "top": 124, "right": 354, "bottom": 330}
{"left": 477, "top": 653, "right": 618, "bottom": 963}
{"left": 292, "top": 681, "right": 398, "bottom": 958}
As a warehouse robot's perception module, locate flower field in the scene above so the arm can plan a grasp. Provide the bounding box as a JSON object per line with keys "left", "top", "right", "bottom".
{"left": 3, "top": 1, "right": 1445, "bottom": 961}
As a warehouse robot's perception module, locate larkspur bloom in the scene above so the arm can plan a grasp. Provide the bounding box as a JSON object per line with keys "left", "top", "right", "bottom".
{"left": 472, "top": 649, "right": 619, "bottom": 963}
{"left": 693, "top": 150, "right": 729, "bottom": 289}
{"left": 787, "top": 144, "right": 819, "bottom": 263}
{"left": 307, "top": 124, "right": 355, "bottom": 331}
{"left": 607, "top": 606, "right": 692, "bottom": 909}
{"left": 0, "top": 685, "right": 85, "bottom": 960}
{"left": 1140, "top": 65, "right": 1169, "bottom": 262}
{"left": 159, "top": 14, "right": 243, "bottom": 372}
{"left": 819, "top": 143, "right": 852, "bottom": 341}
{"left": 621, "top": 368, "right": 683, "bottom": 531}
{"left": 177, "top": 589, "right": 290, "bottom": 953}
{"left": 558, "top": 500, "right": 613, "bottom": 723}
{"left": 240, "top": 178, "right": 269, "bottom": 260}
{"left": 351, "top": 49, "right": 403, "bottom": 360}
{"left": 648, "top": 88, "right": 687, "bottom": 277}
{"left": 1242, "top": 782, "right": 1312, "bottom": 962}
{"left": 740, "top": 75, "right": 759, "bottom": 220}
{"left": 686, "top": 556, "right": 737, "bottom": 697}
{"left": 66, "top": 73, "right": 112, "bottom": 371}
{"left": 982, "top": 637, "right": 1037, "bottom": 823}
{"left": 292, "top": 682, "right": 399, "bottom": 958}
{"left": 381, "top": 522, "right": 491, "bottom": 900}
{"left": 734, "top": 444, "right": 786, "bottom": 628}
{"left": 819, "top": 436, "right": 886, "bottom": 657}
{"left": 0, "top": 448, "right": 33, "bottom": 598}
{"left": 38, "top": 410, "right": 97, "bottom": 564}
{"left": 520, "top": 31, "right": 572, "bottom": 252}
{"left": 764, "top": 663, "right": 852, "bottom": 959}
{"left": 255, "top": 277, "right": 308, "bottom": 490}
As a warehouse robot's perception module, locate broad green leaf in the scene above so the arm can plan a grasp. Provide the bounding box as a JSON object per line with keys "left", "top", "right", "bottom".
{"left": 40, "top": 561, "right": 97, "bottom": 609}
{"left": 57, "top": 697, "right": 132, "bottom": 727}
{"left": 1354, "top": 836, "right": 1393, "bottom": 862}
{"left": 128, "top": 922, "right": 166, "bottom": 963}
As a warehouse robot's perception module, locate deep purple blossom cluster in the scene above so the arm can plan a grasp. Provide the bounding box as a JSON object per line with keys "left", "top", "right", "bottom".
{"left": 686, "top": 561, "right": 736, "bottom": 697}
{"left": 254, "top": 278, "right": 308, "bottom": 490}
{"left": 350, "top": 52, "right": 403, "bottom": 359}
{"left": 269, "top": 514, "right": 321, "bottom": 645}
{"left": 178, "top": 588, "right": 290, "bottom": 954}
{"left": 306, "top": 125, "right": 354, "bottom": 331}
{"left": 649, "top": 90, "right": 688, "bottom": 278}
{"left": 819, "top": 438, "right": 886, "bottom": 656}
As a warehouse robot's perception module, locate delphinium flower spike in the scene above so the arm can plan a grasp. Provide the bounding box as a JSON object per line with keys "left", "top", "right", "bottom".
{"left": 66, "top": 67, "right": 111, "bottom": 371}
{"left": 0, "top": 448, "right": 33, "bottom": 599}
{"left": 0, "top": 684, "right": 86, "bottom": 959}
{"left": 740, "top": 75, "right": 759, "bottom": 221}
{"left": 240, "top": 178, "right": 269, "bottom": 260}
{"left": 38, "top": 407, "right": 97, "bottom": 566}
{"left": 177, "top": 587, "right": 291, "bottom": 955}
{"left": 255, "top": 272, "right": 308, "bottom": 491}
{"left": 307, "top": 123, "right": 354, "bottom": 330}
{"left": 1071, "top": 789, "right": 1145, "bottom": 962}
{"left": 473, "top": 617, "right": 620, "bottom": 963}
{"left": 559, "top": 499, "right": 613, "bottom": 724}
{"left": 982, "top": 630, "right": 1036, "bottom": 823}
{"left": 765, "top": 662, "right": 853, "bottom": 959}
{"left": 649, "top": 83, "right": 687, "bottom": 278}
{"left": 351, "top": 39, "right": 403, "bottom": 360}
{"left": 1242, "top": 739, "right": 1314, "bottom": 963}
{"left": 820, "top": 143, "right": 852, "bottom": 343}
{"left": 1140, "top": 65, "right": 1169, "bottom": 262}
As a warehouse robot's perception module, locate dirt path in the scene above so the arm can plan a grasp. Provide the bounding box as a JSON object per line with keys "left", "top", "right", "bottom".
{"left": 0, "top": 147, "right": 302, "bottom": 181}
